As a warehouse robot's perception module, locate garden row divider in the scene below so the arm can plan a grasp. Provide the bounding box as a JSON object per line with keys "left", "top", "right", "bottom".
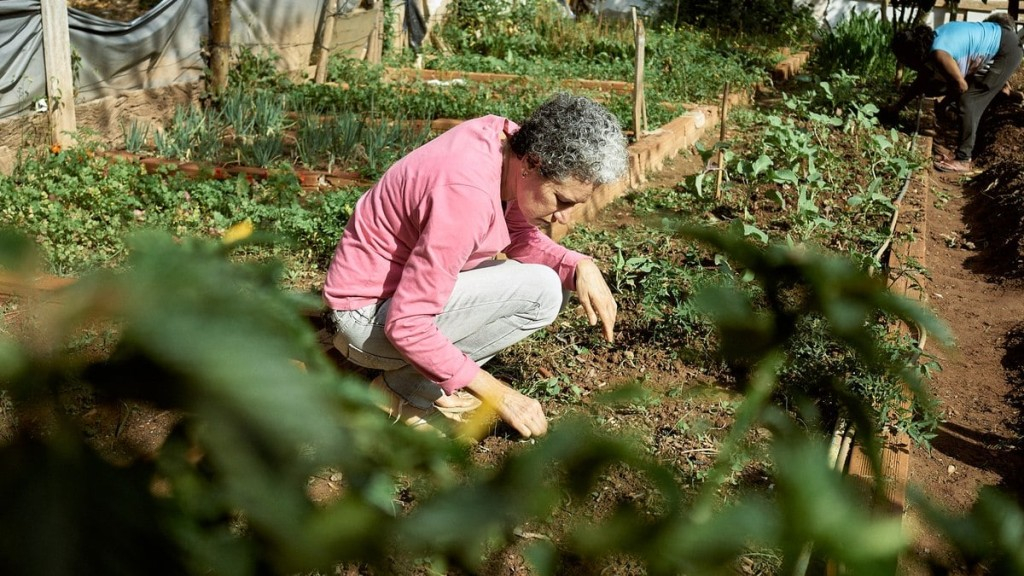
{"left": 770, "top": 50, "right": 810, "bottom": 85}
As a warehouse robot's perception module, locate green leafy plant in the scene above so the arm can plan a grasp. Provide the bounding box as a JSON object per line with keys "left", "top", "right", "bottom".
{"left": 226, "top": 46, "right": 293, "bottom": 92}
{"left": 293, "top": 113, "right": 334, "bottom": 169}
{"left": 329, "top": 111, "right": 363, "bottom": 164}
{"left": 654, "top": 0, "right": 819, "bottom": 45}
{"left": 218, "top": 87, "right": 258, "bottom": 137}
{"left": 0, "top": 147, "right": 361, "bottom": 277}
{"left": 121, "top": 119, "right": 151, "bottom": 154}
{"left": 155, "top": 104, "right": 224, "bottom": 162}
{"left": 239, "top": 135, "right": 284, "bottom": 168}
{"left": 813, "top": 10, "right": 895, "bottom": 80}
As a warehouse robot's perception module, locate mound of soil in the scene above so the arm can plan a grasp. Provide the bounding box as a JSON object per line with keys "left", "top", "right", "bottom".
{"left": 1003, "top": 324, "right": 1024, "bottom": 444}
{"left": 975, "top": 94, "right": 1024, "bottom": 169}
{"left": 962, "top": 161, "right": 1024, "bottom": 281}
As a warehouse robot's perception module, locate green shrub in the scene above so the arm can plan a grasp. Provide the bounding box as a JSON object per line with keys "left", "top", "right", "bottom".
{"left": 654, "top": 0, "right": 819, "bottom": 46}
{"left": 811, "top": 9, "right": 897, "bottom": 82}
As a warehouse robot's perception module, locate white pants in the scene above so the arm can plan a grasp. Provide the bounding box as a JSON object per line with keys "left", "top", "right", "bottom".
{"left": 330, "top": 259, "right": 565, "bottom": 408}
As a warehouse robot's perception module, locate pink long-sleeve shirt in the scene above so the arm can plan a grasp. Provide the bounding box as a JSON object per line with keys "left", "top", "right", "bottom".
{"left": 323, "top": 115, "right": 588, "bottom": 394}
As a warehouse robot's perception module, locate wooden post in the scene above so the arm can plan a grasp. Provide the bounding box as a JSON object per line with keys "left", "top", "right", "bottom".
{"left": 39, "top": 0, "right": 77, "bottom": 148}
{"left": 632, "top": 7, "right": 647, "bottom": 140}
{"left": 366, "top": 3, "right": 384, "bottom": 63}
{"left": 209, "top": 0, "right": 232, "bottom": 97}
{"left": 714, "top": 82, "right": 729, "bottom": 201}
{"left": 315, "top": 0, "right": 338, "bottom": 83}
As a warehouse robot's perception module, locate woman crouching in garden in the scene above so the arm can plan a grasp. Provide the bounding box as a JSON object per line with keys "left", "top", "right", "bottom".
{"left": 323, "top": 93, "right": 629, "bottom": 437}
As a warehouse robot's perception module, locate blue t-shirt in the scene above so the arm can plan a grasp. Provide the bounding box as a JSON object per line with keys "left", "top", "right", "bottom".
{"left": 932, "top": 21, "right": 1004, "bottom": 77}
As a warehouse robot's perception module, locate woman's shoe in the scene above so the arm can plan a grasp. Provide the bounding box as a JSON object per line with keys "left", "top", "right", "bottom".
{"left": 369, "top": 376, "right": 450, "bottom": 434}
{"left": 433, "top": 390, "right": 483, "bottom": 415}
{"left": 932, "top": 149, "right": 951, "bottom": 163}
{"left": 934, "top": 158, "right": 975, "bottom": 174}
{"left": 384, "top": 377, "right": 482, "bottom": 415}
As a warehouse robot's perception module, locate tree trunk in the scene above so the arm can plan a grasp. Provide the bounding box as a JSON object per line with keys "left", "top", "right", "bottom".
{"left": 209, "top": 0, "right": 232, "bottom": 97}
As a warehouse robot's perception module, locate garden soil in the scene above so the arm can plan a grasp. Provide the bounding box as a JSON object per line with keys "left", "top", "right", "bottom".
{"left": 11, "top": 2, "right": 1024, "bottom": 572}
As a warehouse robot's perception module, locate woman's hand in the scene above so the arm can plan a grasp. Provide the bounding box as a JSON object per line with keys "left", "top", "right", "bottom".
{"left": 465, "top": 370, "right": 548, "bottom": 438}
{"left": 575, "top": 259, "right": 617, "bottom": 343}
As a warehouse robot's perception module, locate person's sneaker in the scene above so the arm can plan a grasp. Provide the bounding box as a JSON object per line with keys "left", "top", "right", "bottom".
{"left": 384, "top": 377, "right": 482, "bottom": 415}
{"left": 369, "top": 376, "right": 450, "bottom": 434}
{"left": 934, "top": 158, "right": 975, "bottom": 174}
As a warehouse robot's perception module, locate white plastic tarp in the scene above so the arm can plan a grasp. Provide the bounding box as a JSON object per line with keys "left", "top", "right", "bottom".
{"left": 0, "top": 0, "right": 329, "bottom": 119}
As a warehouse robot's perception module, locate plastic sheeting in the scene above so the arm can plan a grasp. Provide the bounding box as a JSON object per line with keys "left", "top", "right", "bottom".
{"left": 0, "top": 0, "right": 329, "bottom": 119}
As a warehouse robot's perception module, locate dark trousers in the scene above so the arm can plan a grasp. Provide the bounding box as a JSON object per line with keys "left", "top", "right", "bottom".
{"left": 956, "top": 26, "right": 1024, "bottom": 160}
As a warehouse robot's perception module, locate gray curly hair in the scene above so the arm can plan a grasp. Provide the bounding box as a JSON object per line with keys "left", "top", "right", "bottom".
{"left": 509, "top": 93, "right": 629, "bottom": 185}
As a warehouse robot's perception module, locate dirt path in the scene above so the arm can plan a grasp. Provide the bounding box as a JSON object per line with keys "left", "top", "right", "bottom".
{"left": 903, "top": 167, "right": 1024, "bottom": 573}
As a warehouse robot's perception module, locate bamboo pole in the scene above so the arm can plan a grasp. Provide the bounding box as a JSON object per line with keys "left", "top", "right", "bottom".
{"left": 209, "top": 0, "right": 232, "bottom": 97}
{"left": 631, "top": 7, "right": 647, "bottom": 139}
{"left": 314, "top": 0, "right": 337, "bottom": 83}
{"left": 714, "top": 82, "right": 729, "bottom": 200}
{"left": 39, "top": 0, "right": 77, "bottom": 148}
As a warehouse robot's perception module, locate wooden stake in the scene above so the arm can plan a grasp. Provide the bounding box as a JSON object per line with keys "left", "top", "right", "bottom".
{"left": 208, "top": 0, "right": 231, "bottom": 97}
{"left": 39, "top": 0, "right": 77, "bottom": 148}
{"left": 632, "top": 7, "right": 647, "bottom": 140}
{"left": 714, "top": 82, "right": 729, "bottom": 200}
{"left": 314, "top": 0, "right": 337, "bottom": 83}
{"left": 366, "top": 4, "right": 383, "bottom": 64}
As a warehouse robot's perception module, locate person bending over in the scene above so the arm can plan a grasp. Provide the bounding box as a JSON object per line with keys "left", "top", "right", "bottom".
{"left": 323, "top": 93, "right": 628, "bottom": 438}
{"left": 883, "top": 18, "right": 1023, "bottom": 173}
